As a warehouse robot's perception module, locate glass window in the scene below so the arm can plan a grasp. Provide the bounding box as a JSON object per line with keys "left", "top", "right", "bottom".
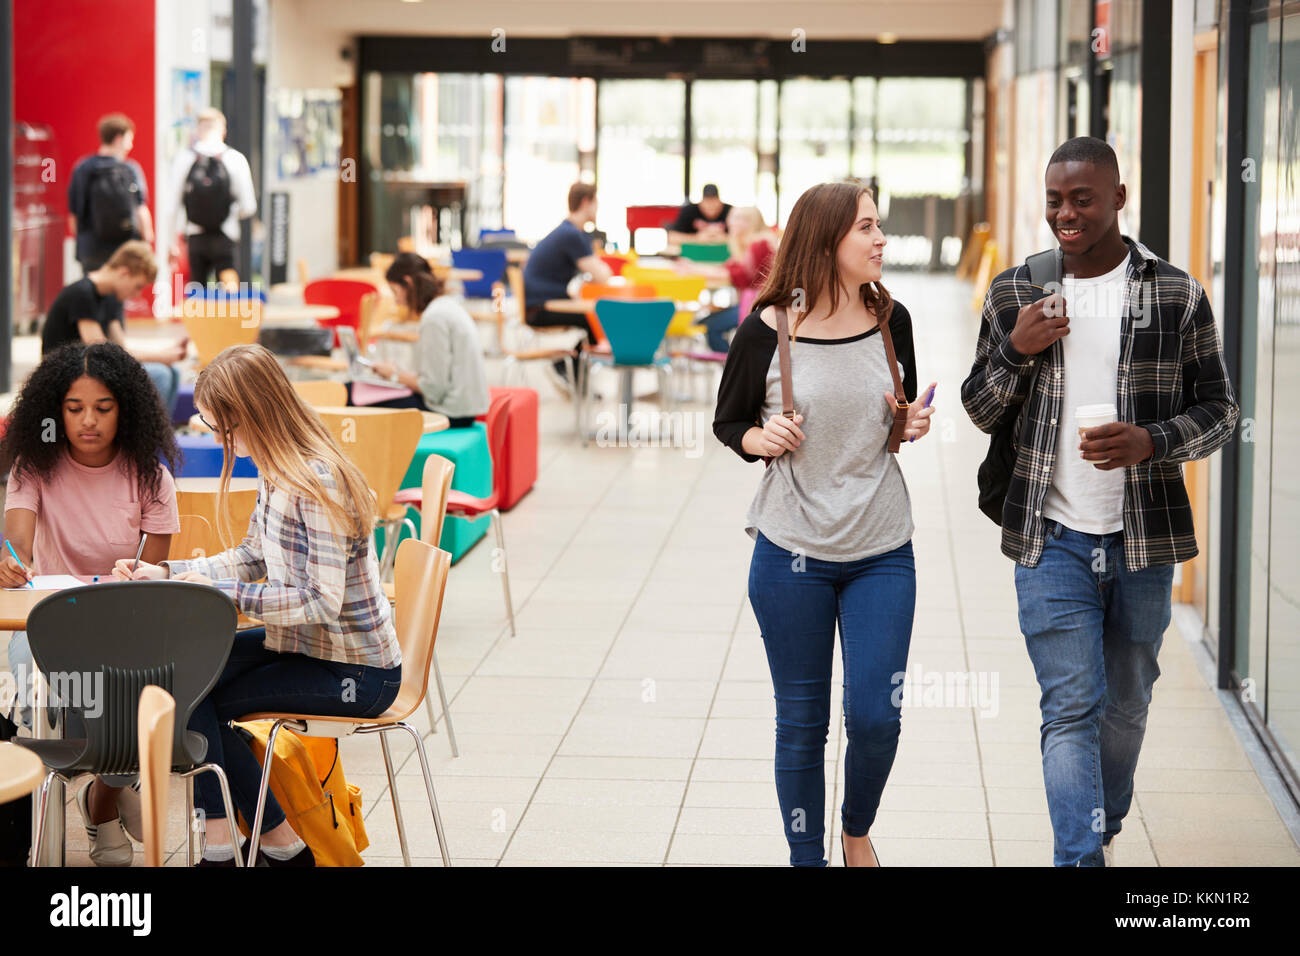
{"left": 503, "top": 76, "right": 595, "bottom": 243}
{"left": 778, "top": 78, "right": 851, "bottom": 216}
{"left": 690, "top": 80, "right": 759, "bottom": 208}
{"left": 596, "top": 79, "right": 686, "bottom": 252}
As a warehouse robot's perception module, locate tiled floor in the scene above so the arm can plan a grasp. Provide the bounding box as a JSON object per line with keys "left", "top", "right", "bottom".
{"left": 5, "top": 274, "right": 1299, "bottom": 866}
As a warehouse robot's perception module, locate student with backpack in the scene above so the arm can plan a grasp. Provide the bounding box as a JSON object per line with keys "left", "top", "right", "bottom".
{"left": 713, "top": 181, "right": 936, "bottom": 867}
{"left": 67, "top": 113, "right": 154, "bottom": 273}
{"left": 960, "top": 137, "right": 1239, "bottom": 867}
{"left": 113, "top": 344, "right": 402, "bottom": 867}
{"left": 167, "top": 108, "right": 257, "bottom": 286}
{"left": 0, "top": 342, "right": 182, "bottom": 866}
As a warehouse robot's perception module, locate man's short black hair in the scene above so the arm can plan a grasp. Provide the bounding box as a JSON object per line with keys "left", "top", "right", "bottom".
{"left": 1048, "top": 136, "right": 1121, "bottom": 183}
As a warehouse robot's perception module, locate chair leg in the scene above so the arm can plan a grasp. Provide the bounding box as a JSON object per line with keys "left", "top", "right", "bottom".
{"left": 396, "top": 721, "right": 451, "bottom": 866}
{"left": 379, "top": 732, "right": 412, "bottom": 867}
{"left": 181, "top": 762, "right": 245, "bottom": 866}
{"left": 491, "top": 508, "right": 516, "bottom": 637}
{"left": 185, "top": 776, "right": 195, "bottom": 867}
{"left": 246, "top": 719, "right": 288, "bottom": 864}
{"left": 401, "top": 516, "right": 418, "bottom": 547}
{"left": 430, "top": 649, "right": 459, "bottom": 757}
{"left": 28, "top": 770, "right": 56, "bottom": 867}
{"left": 577, "top": 352, "right": 590, "bottom": 445}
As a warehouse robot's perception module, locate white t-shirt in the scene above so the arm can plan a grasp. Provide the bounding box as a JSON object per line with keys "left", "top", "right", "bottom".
{"left": 169, "top": 140, "right": 257, "bottom": 243}
{"left": 1041, "top": 256, "right": 1128, "bottom": 534}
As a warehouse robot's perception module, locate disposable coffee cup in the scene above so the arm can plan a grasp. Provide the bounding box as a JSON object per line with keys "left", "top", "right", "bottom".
{"left": 1076, "top": 403, "right": 1117, "bottom": 462}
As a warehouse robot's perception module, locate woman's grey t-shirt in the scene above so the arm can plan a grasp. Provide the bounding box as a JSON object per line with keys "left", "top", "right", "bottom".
{"left": 713, "top": 303, "right": 918, "bottom": 562}
{"left": 415, "top": 295, "right": 491, "bottom": 419}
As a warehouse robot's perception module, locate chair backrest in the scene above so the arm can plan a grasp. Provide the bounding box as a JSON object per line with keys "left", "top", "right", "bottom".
{"left": 599, "top": 255, "right": 628, "bottom": 275}
{"left": 452, "top": 247, "right": 508, "bottom": 298}
{"left": 579, "top": 282, "right": 657, "bottom": 302}
{"left": 296, "top": 257, "right": 310, "bottom": 285}
{"left": 389, "top": 539, "right": 452, "bottom": 722}
{"left": 292, "top": 379, "right": 348, "bottom": 407}
{"left": 181, "top": 300, "right": 263, "bottom": 369}
{"left": 316, "top": 407, "right": 424, "bottom": 521}
{"left": 478, "top": 228, "right": 516, "bottom": 243}
{"left": 357, "top": 290, "right": 380, "bottom": 345}
{"left": 484, "top": 392, "right": 513, "bottom": 503}
{"left": 26, "top": 582, "right": 237, "bottom": 771}
{"left": 679, "top": 242, "right": 731, "bottom": 263}
{"left": 625, "top": 204, "right": 681, "bottom": 233}
{"left": 137, "top": 685, "right": 175, "bottom": 867}
{"left": 303, "top": 279, "right": 377, "bottom": 345}
{"left": 419, "top": 454, "right": 456, "bottom": 544}
{"left": 368, "top": 251, "right": 395, "bottom": 275}
{"left": 170, "top": 513, "right": 213, "bottom": 562}
{"left": 622, "top": 268, "right": 707, "bottom": 303}
{"left": 593, "top": 299, "right": 676, "bottom": 366}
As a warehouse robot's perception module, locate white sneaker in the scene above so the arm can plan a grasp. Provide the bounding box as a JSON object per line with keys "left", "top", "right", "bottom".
{"left": 1103, "top": 838, "right": 1116, "bottom": 867}
{"left": 76, "top": 781, "right": 133, "bottom": 867}
{"left": 116, "top": 781, "right": 143, "bottom": 844}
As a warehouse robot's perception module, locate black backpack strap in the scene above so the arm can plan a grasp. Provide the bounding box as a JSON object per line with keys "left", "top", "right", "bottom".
{"left": 1025, "top": 248, "right": 1063, "bottom": 292}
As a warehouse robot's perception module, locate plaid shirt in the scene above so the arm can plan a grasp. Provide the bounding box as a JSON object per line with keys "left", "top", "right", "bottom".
{"left": 167, "top": 460, "right": 401, "bottom": 668}
{"left": 961, "top": 238, "right": 1239, "bottom": 571}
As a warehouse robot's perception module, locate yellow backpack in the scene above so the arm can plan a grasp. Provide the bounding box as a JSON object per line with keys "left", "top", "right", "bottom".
{"left": 233, "top": 721, "right": 369, "bottom": 867}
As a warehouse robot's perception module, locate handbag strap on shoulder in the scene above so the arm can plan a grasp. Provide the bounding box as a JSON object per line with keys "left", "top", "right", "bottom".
{"left": 774, "top": 305, "right": 795, "bottom": 420}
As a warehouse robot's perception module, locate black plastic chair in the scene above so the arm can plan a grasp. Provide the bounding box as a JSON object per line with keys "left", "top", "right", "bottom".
{"left": 15, "top": 581, "right": 244, "bottom": 866}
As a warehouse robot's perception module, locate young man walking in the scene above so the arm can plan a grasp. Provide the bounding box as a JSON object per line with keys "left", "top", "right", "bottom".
{"left": 67, "top": 113, "right": 154, "bottom": 273}
{"left": 167, "top": 108, "right": 257, "bottom": 285}
{"left": 961, "top": 137, "right": 1239, "bottom": 866}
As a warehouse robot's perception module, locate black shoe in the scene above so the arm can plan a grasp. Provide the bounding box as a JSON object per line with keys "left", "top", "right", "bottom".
{"left": 255, "top": 843, "right": 317, "bottom": 868}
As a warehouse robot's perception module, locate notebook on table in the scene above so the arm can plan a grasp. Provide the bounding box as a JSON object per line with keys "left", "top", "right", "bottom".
{"left": 337, "top": 327, "right": 414, "bottom": 402}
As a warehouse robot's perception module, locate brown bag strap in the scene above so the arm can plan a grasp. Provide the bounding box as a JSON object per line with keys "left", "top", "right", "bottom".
{"left": 876, "top": 315, "right": 910, "bottom": 453}
{"left": 773, "top": 304, "right": 910, "bottom": 453}
{"left": 774, "top": 305, "right": 796, "bottom": 420}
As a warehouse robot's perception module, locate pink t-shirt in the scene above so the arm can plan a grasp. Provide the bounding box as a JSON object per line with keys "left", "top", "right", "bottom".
{"left": 4, "top": 451, "right": 181, "bottom": 581}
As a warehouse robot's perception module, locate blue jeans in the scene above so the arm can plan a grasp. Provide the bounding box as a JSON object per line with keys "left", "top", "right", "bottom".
{"left": 703, "top": 305, "right": 740, "bottom": 353}
{"left": 143, "top": 362, "right": 180, "bottom": 419}
{"left": 748, "top": 531, "right": 916, "bottom": 866}
{"left": 1015, "top": 521, "right": 1173, "bottom": 866}
{"left": 189, "top": 629, "right": 401, "bottom": 832}
{"left": 5, "top": 631, "right": 34, "bottom": 729}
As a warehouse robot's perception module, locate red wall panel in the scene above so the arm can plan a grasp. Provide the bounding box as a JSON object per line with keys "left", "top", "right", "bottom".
{"left": 14, "top": 0, "right": 157, "bottom": 238}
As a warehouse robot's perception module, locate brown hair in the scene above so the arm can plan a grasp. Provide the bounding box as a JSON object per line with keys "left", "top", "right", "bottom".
{"left": 105, "top": 240, "right": 158, "bottom": 282}
{"left": 752, "top": 181, "right": 891, "bottom": 340}
{"left": 98, "top": 113, "right": 135, "bottom": 145}
{"left": 384, "top": 251, "right": 442, "bottom": 315}
{"left": 194, "top": 344, "right": 377, "bottom": 545}
{"left": 567, "top": 182, "right": 597, "bottom": 213}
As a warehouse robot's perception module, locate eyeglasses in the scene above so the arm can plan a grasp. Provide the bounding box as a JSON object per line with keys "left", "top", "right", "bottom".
{"left": 199, "top": 413, "right": 238, "bottom": 434}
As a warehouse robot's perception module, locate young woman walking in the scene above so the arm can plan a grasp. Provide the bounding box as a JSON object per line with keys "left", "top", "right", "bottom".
{"left": 713, "top": 181, "right": 935, "bottom": 867}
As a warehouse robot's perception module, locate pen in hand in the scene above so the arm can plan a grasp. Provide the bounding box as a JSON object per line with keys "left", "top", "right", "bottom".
{"left": 4, "top": 539, "right": 34, "bottom": 589}
{"left": 130, "top": 533, "right": 149, "bottom": 576}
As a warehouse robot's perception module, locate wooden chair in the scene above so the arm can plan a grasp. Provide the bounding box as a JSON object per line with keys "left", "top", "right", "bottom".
{"left": 170, "top": 514, "right": 215, "bottom": 563}
{"left": 172, "top": 482, "right": 260, "bottom": 556}
{"left": 137, "top": 685, "right": 175, "bottom": 868}
{"left": 240, "top": 539, "right": 453, "bottom": 867}
{"left": 181, "top": 299, "right": 263, "bottom": 369}
{"left": 296, "top": 257, "right": 310, "bottom": 285}
{"left": 316, "top": 407, "right": 424, "bottom": 579}
{"left": 369, "top": 252, "right": 395, "bottom": 275}
{"left": 387, "top": 454, "right": 458, "bottom": 756}
{"left": 292, "top": 379, "right": 348, "bottom": 407}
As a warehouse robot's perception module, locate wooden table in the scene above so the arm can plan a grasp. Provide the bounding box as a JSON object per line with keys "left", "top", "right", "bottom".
{"left": 0, "top": 578, "right": 263, "bottom": 630}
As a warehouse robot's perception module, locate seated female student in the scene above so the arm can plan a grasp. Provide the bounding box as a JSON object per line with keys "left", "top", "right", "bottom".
{"left": 348, "top": 251, "right": 490, "bottom": 429}
{"left": 113, "top": 344, "right": 401, "bottom": 867}
{"left": 0, "top": 342, "right": 180, "bottom": 867}
{"left": 693, "top": 206, "right": 778, "bottom": 354}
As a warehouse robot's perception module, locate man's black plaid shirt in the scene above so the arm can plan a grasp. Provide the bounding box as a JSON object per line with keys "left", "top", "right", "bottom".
{"left": 961, "top": 238, "right": 1239, "bottom": 571}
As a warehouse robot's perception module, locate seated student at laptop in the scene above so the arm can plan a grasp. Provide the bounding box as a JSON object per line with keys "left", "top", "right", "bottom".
{"left": 348, "top": 252, "right": 489, "bottom": 429}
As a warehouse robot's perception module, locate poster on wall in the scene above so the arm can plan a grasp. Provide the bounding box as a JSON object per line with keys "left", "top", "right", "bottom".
{"left": 273, "top": 89, "right": 342, "bottom": 179}
{"left": 169, "top": 69, "right": 204, "bottom": 161}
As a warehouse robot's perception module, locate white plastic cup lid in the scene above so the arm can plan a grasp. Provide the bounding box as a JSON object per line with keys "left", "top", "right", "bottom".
{"left": 1076, "top": 403, "right": 1117, "bottom": 420}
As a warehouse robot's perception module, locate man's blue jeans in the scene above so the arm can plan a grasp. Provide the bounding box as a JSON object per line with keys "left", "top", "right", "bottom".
{"left": 189, "top": 629, "right": 401, "bottom": 833}
{"left": 1014, "top": 520, "right": 1173, "bottom": 866}
{"left": 143, "top": 362, "right": 179, "bottom": 419}
{"left": 748, "top": 532, "right": 915, "bottom": 866}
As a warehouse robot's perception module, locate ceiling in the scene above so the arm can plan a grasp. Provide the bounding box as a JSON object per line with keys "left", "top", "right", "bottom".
{"left": 279, "top": 0, "right": 1007, "bottom": 42}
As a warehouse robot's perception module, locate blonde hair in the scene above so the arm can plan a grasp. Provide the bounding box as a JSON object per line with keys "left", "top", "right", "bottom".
{"left": 194, "top": 345, "right": 375, "bottom": 546}
{"left": 727, "top": 206, "right": 769, "bottom": 260}
{"left": 196, "top": 108, "right": 226, "bottom": 135}
{"left": 106, "top": 240, "right": 158, "bottom": 282}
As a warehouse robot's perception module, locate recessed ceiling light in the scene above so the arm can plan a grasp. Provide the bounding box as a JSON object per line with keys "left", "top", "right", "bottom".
{"left": 878, "top": 33, "right": 898, "bottom": 44}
